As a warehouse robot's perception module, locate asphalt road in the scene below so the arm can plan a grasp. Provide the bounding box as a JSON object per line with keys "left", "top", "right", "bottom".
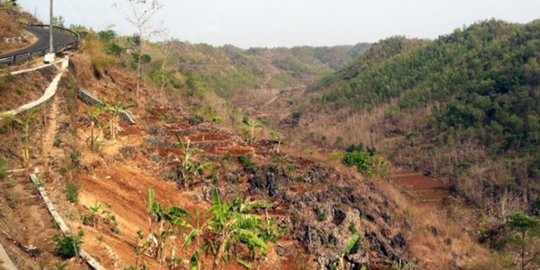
{"left": 0, "top": 25, "right": 78, "bottom": 59}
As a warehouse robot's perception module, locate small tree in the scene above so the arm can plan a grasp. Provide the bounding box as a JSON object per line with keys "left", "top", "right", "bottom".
{"left": 52, "top": 16, "right": 65, "bottom": 27}
{"left": 506, "top": 212, "right": 540, "bottom": 270}
{"left": 118, "top": 0, "right": 162, "bottom": 99}
{"left": 154, "top": 33, "right": 175, "bottom": 99}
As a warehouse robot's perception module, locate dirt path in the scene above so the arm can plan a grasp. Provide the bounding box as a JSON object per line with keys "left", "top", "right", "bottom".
{"left": 262, "top": 94, "right": 279, "bottom": 107}
{"left": 41, "top": 95, "right": 61, "bottom": 159}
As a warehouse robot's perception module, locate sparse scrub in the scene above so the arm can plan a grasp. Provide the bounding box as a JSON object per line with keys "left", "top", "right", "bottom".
{"left": 120, "top": 146, "right": 138, "bottom": 159}
{"left": 65, "top": 181, "right": 80, "bottom": 203}
{"left": 196, "top": 106, "right": 222, "bottom": 123}
{"left": 84, "top": 36, "right": 116, "bottom": 75}
{"left": 392, "top": 259, "right": 415, "bottom": 270}
{"left": 69, "top": 150, "right": 81, "bottom": 169}
{"left": 0, "top": 157, "right": 8, "bottom": 180}
{"left": 314, "top": 207, "right": 327, "bottom": 221}
{"left": 6, "top": 191, "right": 18, "bottom": 209}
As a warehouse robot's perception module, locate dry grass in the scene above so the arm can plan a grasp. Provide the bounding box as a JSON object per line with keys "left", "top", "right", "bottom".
{"left": 373, "top": 178, "right": 494, "bottom": 269}
{"left": 81, "top": 36, "right": 116, "bottom": 75}
{"left": 0, "top": 66, "right": 56, "bottom": 111}
{"left": 0, "top": 7, "right": 40, "bottom": 54}
{"left": 0, "top": 9, "right": 20, "bottom": 37}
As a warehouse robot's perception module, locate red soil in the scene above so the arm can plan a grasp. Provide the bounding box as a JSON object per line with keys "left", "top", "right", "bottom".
{"left": 393, "top": 170, "right": 453, "bottom": 205}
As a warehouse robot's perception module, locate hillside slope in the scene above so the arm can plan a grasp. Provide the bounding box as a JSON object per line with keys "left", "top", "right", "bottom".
{"left": 0, "top": 28, "right": 499, "bottom": 270}
{"left": 297, "top": 19, "right": 540, "bottom": 216}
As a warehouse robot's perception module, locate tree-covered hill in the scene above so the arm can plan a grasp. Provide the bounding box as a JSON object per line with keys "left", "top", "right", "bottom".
{"left": 155, "top": 41, "right": 370, "bottom": 97}
{"left": 300, "top": 19, "right": 540, "bottom": 214}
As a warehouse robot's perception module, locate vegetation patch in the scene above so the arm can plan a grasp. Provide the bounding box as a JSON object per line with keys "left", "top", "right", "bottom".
{"left": 342, "top": 145, "right": 388, "bottom": 177}
{"left": 53, "top": 231, "right": 84, "bottom": 258}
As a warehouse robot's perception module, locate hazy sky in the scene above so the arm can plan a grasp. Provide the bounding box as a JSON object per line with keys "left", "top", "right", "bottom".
{"left": 18, "top": 0, "right": 540, "bottom": 48}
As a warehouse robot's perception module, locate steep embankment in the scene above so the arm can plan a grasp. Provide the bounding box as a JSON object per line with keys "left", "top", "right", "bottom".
{"left": 296, "top": 19, "right": 540, "bottom": 215}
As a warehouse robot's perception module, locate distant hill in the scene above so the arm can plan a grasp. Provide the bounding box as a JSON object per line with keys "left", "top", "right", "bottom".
{"left": 299, "top": 19, "right": 540, "bottom": 214}
{"left": 148, "top": 41, "right": 370, "bottom": 97}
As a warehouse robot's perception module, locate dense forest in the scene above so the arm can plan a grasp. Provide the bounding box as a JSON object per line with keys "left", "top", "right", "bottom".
{"left": 300, "top": 19, "right": 540, "bottom": 215}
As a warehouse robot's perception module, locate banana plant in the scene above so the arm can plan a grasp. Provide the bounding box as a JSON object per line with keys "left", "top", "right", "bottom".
{"left": 242, "top": 117, "right": 264, "bottom": 145}
{"left": 175, "top": 134, "right": 215, "bottom": 188}
{"left": 147, "top": 189, "right": 192, "bottom": 264}
{"left": 269, "top": 130, "right": 282, "bottom": 154}
{"left": 133, "top": 230, "right": 151, "bottom": 270}
{"left": 205, "top": 189, "right": 284, "bottom": 270}
{"left": 182, "top": 209, "right": 206, "bottom": 270}
{"left": 2, "top": 110, "right": 39, "bottom": 166}
{"left": 87, "top": 105, "right": 104, "bottom": 151}
{"left": 105, "top": 103, "right": 134, "bottom": 140}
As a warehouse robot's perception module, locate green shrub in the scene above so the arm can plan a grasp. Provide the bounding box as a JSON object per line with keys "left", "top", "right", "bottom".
{"left": 342, "top": 146, "right": 388, "bottom": 177}
{"left": 238, "top": 155, "right": 255, "bottom": 168}
{"left": 343, "top": 150, "right": 376, "bottom": 176}
{"left": 97, "top": 30, "right": 117, "bottom": 42}
{"left": 53, "top": 231, "right": 84, "bottom": 258}
{"left": 70, "top": 150, "right": 81, "bottom": 169}
{"left": 106, "top": 43, "right": 123, "bottom": 55}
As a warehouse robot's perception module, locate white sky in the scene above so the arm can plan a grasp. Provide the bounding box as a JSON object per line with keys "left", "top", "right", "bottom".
{"left": 18, "top": 0, "right": 540, "bottom": 48}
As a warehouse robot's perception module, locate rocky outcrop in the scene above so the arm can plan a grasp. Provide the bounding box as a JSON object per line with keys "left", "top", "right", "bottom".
{"left": 248, "top": 165, "right": 289, "bottom": 197}
{"left": 245, "top": 163, "right": 411, "bottom": 269}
